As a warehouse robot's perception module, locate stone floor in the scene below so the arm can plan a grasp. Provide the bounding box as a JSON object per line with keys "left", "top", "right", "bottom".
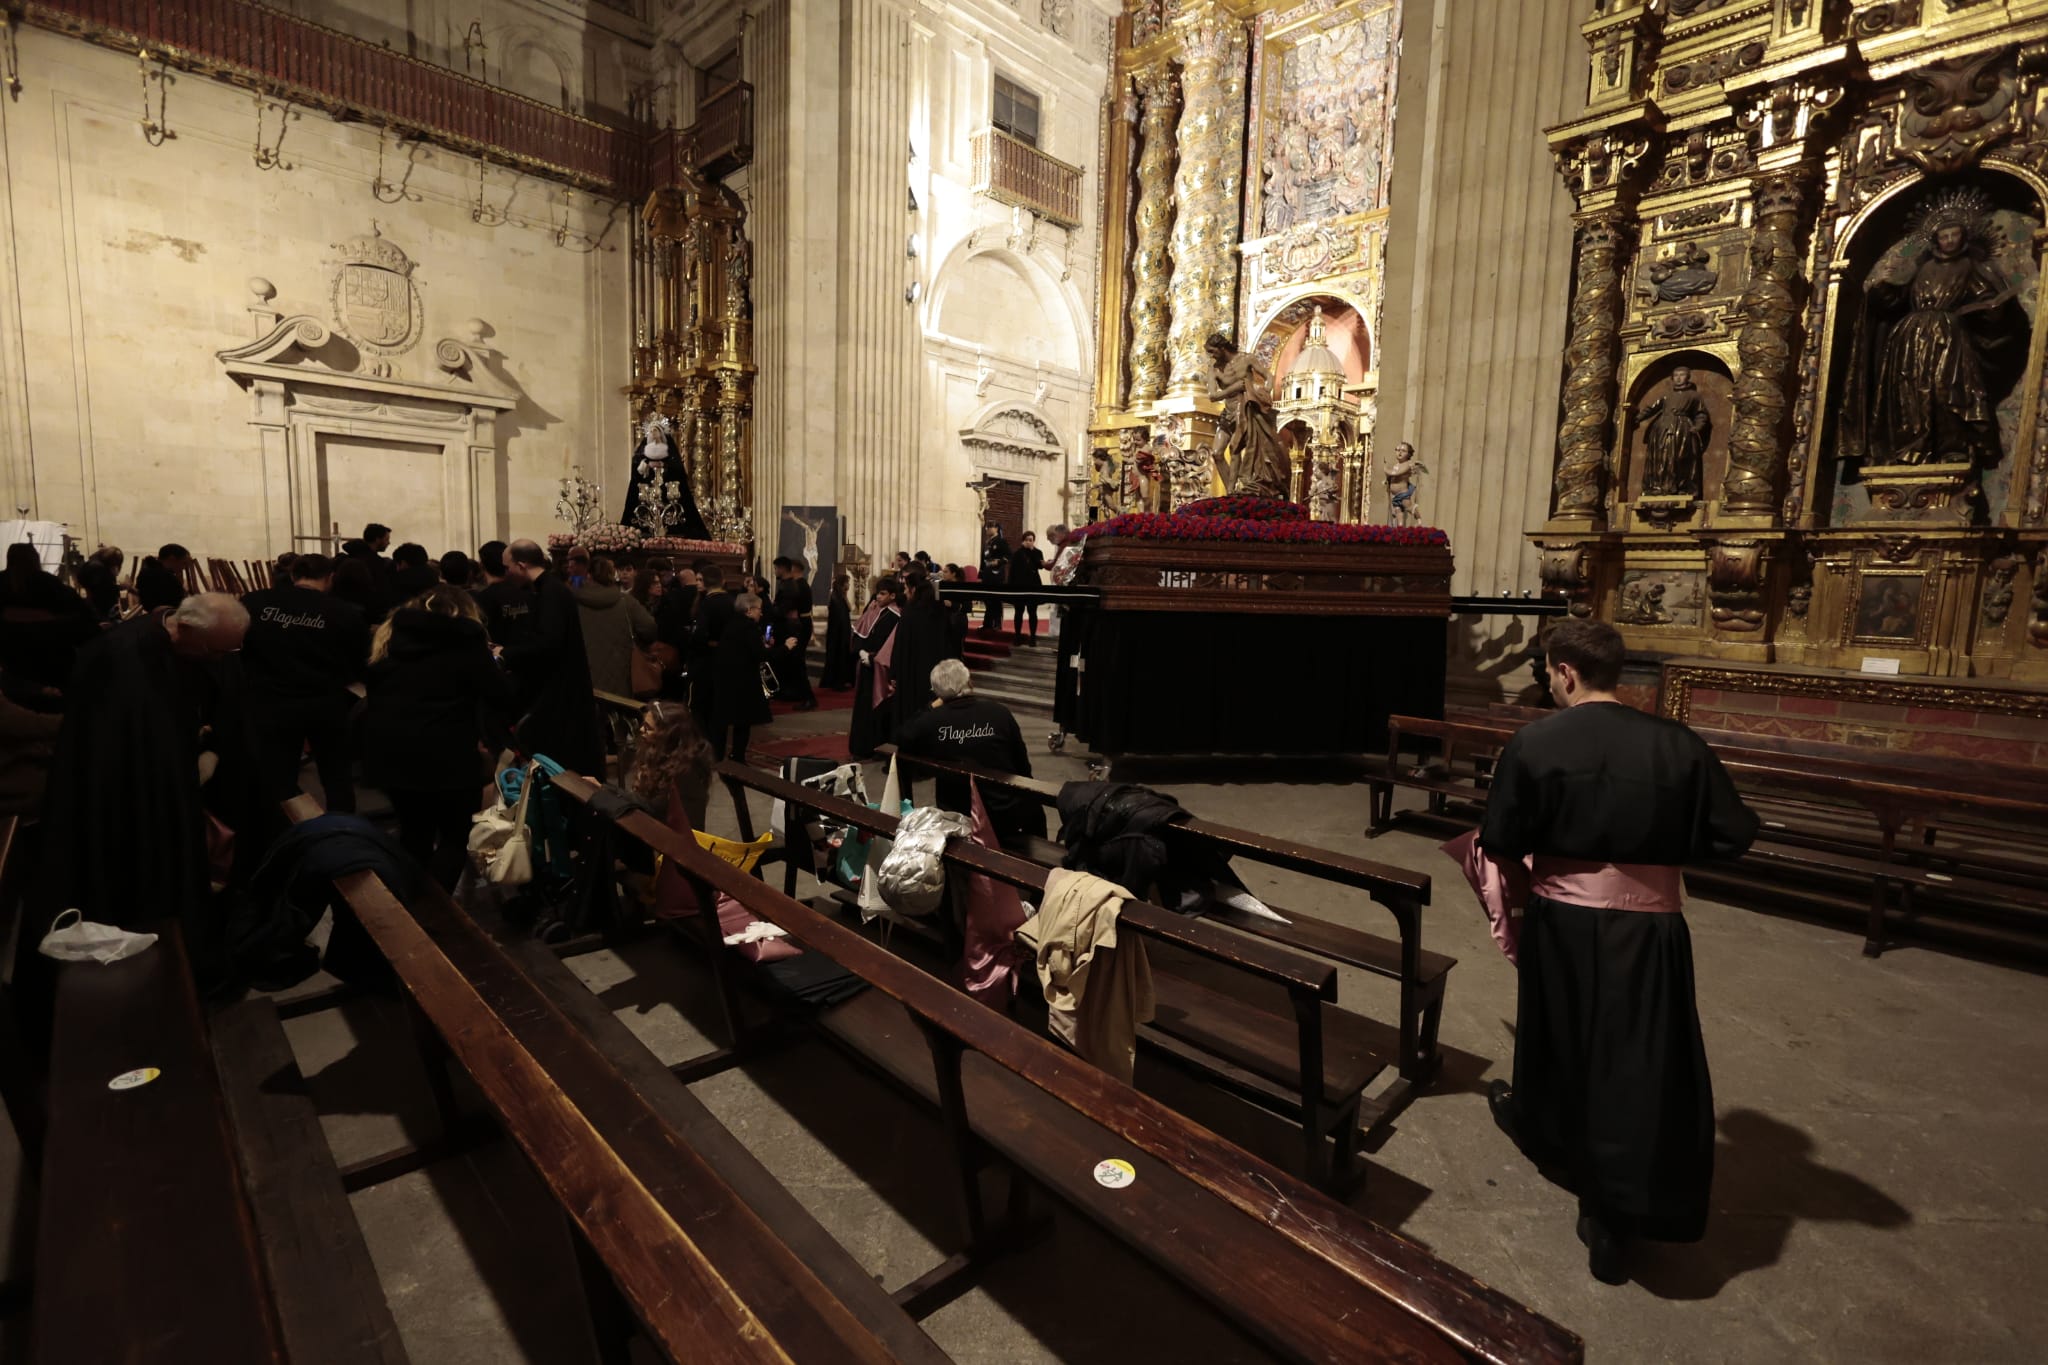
{"left": 9, "top": 691, "right": 2044, "bottom": 1363}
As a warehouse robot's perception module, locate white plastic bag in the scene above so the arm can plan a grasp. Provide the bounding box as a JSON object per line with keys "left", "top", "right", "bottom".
{"left": 878, "top": 807, "right": 974, "bottom": 918}
{"left": 38, "top": 909, "right": 159, "bottom": 964}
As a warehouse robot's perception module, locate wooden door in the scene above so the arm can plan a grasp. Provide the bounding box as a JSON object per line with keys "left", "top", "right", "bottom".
{"left": 987, "top": 479, "right": 1026, "bottom": 548}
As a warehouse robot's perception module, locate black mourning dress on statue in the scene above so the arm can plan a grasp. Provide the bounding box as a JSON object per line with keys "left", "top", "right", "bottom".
{"left": 1479, "top": 702, "right": 1758, "bottom": 1241}
{"left": 620, "top": 430, "right": 712, "bottom": 541}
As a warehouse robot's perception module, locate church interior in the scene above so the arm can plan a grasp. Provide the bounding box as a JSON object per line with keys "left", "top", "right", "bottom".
{"left": 1, "top": 0, "right": 2046, "bottom": 1361}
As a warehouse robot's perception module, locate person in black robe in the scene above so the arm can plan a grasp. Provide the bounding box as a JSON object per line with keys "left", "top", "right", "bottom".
{"left": 891, "top": 569, "right": 961, "bottom": 720}
{"left": 1476, "top": 618, "right": 1757, "bottom": 1284}
{"left": 847, "top": 578, "right": 901, "bottom": 759}
{"left": 820, "top": 572, "right": 855, "bottom": 690}
{"left": 1006, "top": 531, "right": 1046, "bottom": 642}
{"left": 977, "top": 525, "right": 1009, "bottom": 632}
{"left": 711, "top": 592, "right": 772, "bottom": 763}
{"left": 474, "top": 543, "right": 538, "bottom": 653}
{"left": 940, "top": 565, "right": 972, "bottom": 657}
{"left": 0, "top": 544, "right": 100, "bottom": 690}
{"left": 768, "top": 556, "right": 817, "bottom": 708}
{"left": 653, "top": 564, "right": 701, "bottom": 701}
{"left": 688, "top": 566, "right": 736, "bottom": 732}
{"left": 500, "top": 540, "right": 602, "bottom": 776}
{"left": 894, "top": 659, "right": 1045, "bottom": 848}
{"left": 36, "top": 594, "right": 250, "bottom": 936}
{"left": 134, "top": 542, "right": 195, "bottom": 613}
{"left": 240, "top": 553, "right": 369, "bottom": 812}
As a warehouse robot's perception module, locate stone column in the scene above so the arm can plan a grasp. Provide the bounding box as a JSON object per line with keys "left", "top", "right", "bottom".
{"left": 1126, "top": 65, "right": 1179, "bottom": 406}
{"left": 1722, "top": 166, "right": 1814, "bottom": 517}
{"left": 1165, "top": 10, "right": 1248, "bottom": 394}
{"left": 1551, "top": 207, "right": 1632, "bottom": 521}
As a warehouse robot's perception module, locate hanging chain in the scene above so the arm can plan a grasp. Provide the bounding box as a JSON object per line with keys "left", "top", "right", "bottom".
{"left": 138, "top": 50, "right": 175, "bottom": 145}
{"left": 253, "top": 91, "right": 298, "bottom": 171}
{"left": 2, "top": 12, "right": 22, "bottom": 102}
{"left": 371, "top": 124, "right": 421, "bottom": 203}
{"left": 471, "top": 161, "right": 515, "bottom": 226}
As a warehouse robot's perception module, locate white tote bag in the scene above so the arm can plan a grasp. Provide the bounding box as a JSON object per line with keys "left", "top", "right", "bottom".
{"left": 467, "top": 762, "right": 539, "bottom": 885}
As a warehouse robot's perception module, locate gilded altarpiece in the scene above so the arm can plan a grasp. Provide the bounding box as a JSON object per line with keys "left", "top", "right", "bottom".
{"left": 1537, "top": 0, "right": 2048, "bottom": 689}
{"left": 1091, "top": 0, "right": 1401, "bottom": 524}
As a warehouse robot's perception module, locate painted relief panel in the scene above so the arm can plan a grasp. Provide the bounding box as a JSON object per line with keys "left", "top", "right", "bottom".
{"left": 1614, "top": 569, "right": 1705, "bottom": 629}
{"left": 1251, "top": 0, "right": 1400, "bottom": 238}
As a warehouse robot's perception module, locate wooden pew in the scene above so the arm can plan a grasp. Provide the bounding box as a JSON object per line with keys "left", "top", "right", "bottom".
{"left": 716, "top": 761, "right": 1385, "bottom": 1190}
{"left": 282, "top": 797, "right": 950, "bottom": 1365}
{"left": 558, "top": 768, "right": 1584, "bottom": 1365}
{"left": 874, "top": 745, "right": 1455, "bottom": 1131}
{"left": 1371, "top": 712, "right": 2048, "bottom": 958}
{"left": 30, "top": 917, "right": 408, "bottom": 1363}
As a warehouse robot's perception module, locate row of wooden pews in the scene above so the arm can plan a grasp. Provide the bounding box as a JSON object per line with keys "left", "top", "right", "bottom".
{"left": 548, "top": 768, "right": 1580, "bottom": 1363}
{"left": 1367, "top": 705, "right": 2048, "bottom": 960}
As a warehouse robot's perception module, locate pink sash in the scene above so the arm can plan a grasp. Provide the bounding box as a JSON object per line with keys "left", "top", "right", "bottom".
{"left": 1440, "top": 833, "right": 1683, "bottom": 966}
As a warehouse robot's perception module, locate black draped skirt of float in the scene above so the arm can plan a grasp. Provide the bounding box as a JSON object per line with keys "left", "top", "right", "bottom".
{"left": 1056, "top": 607, "right": 1446, "bottom": 755}
{"left": 1511, "top": 893, "right": 1715, "bottom": 1242}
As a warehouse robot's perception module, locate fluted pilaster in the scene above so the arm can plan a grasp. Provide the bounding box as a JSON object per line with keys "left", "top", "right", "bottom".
{"left": 1126, "top": 64, "right": 1179, "bottom": 405}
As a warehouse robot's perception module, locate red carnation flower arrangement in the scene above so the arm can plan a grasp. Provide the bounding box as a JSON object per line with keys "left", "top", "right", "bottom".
{"left": 1074, "top": 496, "right": 1448, "bottom": 548}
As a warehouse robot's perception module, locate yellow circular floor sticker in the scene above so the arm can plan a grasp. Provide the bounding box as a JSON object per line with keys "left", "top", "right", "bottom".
{"left": 1093, "top": 1158, "right": 1136, "bottom": 1189}
{"left": 108, "top": 1067, "right": 161, "bottom": 1091}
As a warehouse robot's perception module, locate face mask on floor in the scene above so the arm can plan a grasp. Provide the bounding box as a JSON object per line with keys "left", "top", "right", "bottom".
{"left": 38, "top": 909, "right": 160, "bottom": 964}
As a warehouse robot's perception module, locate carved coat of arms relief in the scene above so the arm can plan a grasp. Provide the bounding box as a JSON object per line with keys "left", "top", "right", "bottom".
{"left": 329, "top": 225, "right": 424, "bottom": 368}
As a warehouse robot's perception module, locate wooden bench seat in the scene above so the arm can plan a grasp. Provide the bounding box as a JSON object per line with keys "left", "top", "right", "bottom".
{"left": 712, "top": 761, "right": 1376, "bottom": 1189}
{"left": 874, "top": 746, "right": 1453, "bottom": 1129}
{"left": 286, "top": 799, "right": 949, "bottom": 1365}
{"left": 31, "top": 921, "right": 410, "bottom": 1363}
{"left": 559, "top": 770, "right": 1583, "bottom": 1364}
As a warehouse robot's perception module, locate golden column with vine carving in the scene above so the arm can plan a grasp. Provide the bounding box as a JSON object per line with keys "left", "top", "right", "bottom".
{"left": 1204, "top": 23, "right": 1250, "bottom": 349}
{"left": 1552, "top": 208, "right": 1632, "bottom": 520}
{"left": 1165, "top": 11, "right": 1241, "bottom": 395}
{"left": 1723, "top": 167, "right": 1813, "bottom": 517}
{"left": 1126, "top": 65, "right": 1179, "bottom": 405}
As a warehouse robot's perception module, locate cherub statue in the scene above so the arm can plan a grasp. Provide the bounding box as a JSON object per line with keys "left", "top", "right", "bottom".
{"left": 1385, "top": 442, "right": 1430, "bottom": 526}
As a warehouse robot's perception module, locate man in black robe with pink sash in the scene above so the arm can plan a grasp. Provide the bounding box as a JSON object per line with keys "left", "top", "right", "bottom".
{"left": 1466, "top": 618, "right": 1757, "bottom": 1284}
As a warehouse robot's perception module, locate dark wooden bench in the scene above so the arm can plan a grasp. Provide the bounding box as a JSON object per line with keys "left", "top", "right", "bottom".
{"left": 875, "top": 745, "right": 1455, "bottom": 1132}
{"left": 283, "top": 796, "right": 950, "bottom": 1364}
{"left": 1373, "top": 712, "right": 2048, "bottom": 959}
{"left": 31, "top": 918, "right": 408, "bottom": 1363}
{"left": 715, "top": 761, "right": 1386, "bottom": 1190}
{"left": 557, "top": 769, "right": 1583, "bottom": 1364}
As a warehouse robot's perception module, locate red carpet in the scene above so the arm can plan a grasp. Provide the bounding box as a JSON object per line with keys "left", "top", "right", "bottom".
{"left": 771, "top": 686, "right": 855, "bottom": 717}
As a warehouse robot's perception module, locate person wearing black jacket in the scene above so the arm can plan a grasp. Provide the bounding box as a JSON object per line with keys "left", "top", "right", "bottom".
{"left": 1006, "top": 530, "right": 1046, "bottom": 642}
{"left": 891, "top": 569, "right": 961, "bottom": 720}
{"left": 500, "top": 540, "right": 603, "bottom": 776}
{"left": 711, "top": 592, "right": 772, "bottom": 763}
{"left": 769, "top": 556, "right": 816, "bottom": 708}
{"left": 977, "top": 524, "right": 1009, "bottom": 631}
{"left": 341, "top": 524, "right": 396, "bottom": 612}
{"left": 358, "top": 585, "right": 511, "bottom": 888}
{"left": 135, "top": 542, "right": 194, "bottom": 613}
{"left": 819, "top": 572, "right": 855, "bottom": 690}
{"left": 240, "top": 554, "right": 370, "bottom": 811}
{"left": 390, "top": 542, "right": 439, "bottom": 604}
{"left": 687, "top": 565, "right": 735, "bottom": 729}
{"left": 894, "top": 659, "right": 1045, "bottom": 847}
{"left": 0, "top": 544, "right": 99, "bottom": 689}
{"left": 474, "top": 543, "right": 538, "bottom": 653}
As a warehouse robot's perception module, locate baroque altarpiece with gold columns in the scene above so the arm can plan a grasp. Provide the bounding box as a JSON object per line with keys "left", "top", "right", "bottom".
{"left": 1536, "top": 0, "right": 2048, "bottom": 685}
{"left": 1088, "top": 0, "right": 1401, "bottom": 523}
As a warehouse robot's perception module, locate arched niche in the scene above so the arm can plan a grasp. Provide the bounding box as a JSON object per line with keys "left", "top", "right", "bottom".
{"left": 1818, "top": 166, "right": 2043, "bottom": 526}
{"left": 1618, "top": 350, "right": 1734, "bottom": 523}
{"left": 929, "top": 247, "right": 1084, "bottom": 372}
{"left": 1253, "top": 293, "right": 1373, "bottom": 381}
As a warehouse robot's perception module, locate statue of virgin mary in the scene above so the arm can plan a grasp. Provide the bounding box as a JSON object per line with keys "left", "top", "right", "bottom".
{"left": 621, "top": 414, "right": 711, "bottom": 540}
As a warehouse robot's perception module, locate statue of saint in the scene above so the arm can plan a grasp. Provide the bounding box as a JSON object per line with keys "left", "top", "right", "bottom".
{"left": 1385, "top": 443, "right": 1429, "bottom": 526}
{"left": 1841, "top": 190, "right": 2026, "bottom": 471}
{"left": 622, "top": 413, "right": 710, "bottom": 540}
{"left": 1309, "top": 457, "right": 1341, "bottom": 522}
{"left": 1203, "top": 333, "right": 1292, "bottom": 501}
{"left": 1639, "top": 366, "right": 1710, "bottom": 498}
{"left": 1091, "top": 449, "right": 1124, "bottom": 518}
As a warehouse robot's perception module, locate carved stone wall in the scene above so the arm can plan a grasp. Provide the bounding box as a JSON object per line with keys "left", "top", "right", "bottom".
{"left": 1535, "top": 0, "right": 2048, "bottom": 684}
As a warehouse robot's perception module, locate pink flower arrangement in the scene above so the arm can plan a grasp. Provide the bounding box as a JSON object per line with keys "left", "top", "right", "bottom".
{"left": 1075, "top": 497, "right": 1448, "bottom": 547}
{"left": 642, "top": 537, "right": 746, "bottom": 554}
{"left": 578, "top": 523, "right": 642, "bottom": 554}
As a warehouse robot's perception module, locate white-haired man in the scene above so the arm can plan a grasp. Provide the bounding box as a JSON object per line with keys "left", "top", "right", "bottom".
{"left": 894, "top": 658, "right": 1044, "bottom": 847}
{"left": 37, "top": 591, "right": 251, "bottom": 936}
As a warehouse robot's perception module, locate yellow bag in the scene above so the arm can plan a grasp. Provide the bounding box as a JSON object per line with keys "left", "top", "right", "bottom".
{"left": 690, "top": 830, "right": 774, "bottom": 874}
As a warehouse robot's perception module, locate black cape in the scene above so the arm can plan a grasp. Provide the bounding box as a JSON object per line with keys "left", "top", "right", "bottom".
{"left": 713, "top": 614, "right": 773, "bottom": 728}
{"left": 770, "top": 577, "right": 815, "bottom": 703}
{"left": 501, "top": 573, "right": 602, "bottom": 776}
{"left": 848, "top": 606, "right": 899, "bottom": 758}
{"left": 891, "top": 596, "right": 961, "bottom": 719}
{"left": 37, "top": 616, "right": 219, "bottom": 931}
{"left": 820, "top": 593, "right": 855, "bottom": 689}
{"left": 1481, "top": 702, "right": 1758, "bottom": 1241}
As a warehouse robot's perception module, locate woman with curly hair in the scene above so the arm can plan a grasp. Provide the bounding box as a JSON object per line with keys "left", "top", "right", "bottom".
{"left": 627, "top": 700, "right": 713, "bottom": 830}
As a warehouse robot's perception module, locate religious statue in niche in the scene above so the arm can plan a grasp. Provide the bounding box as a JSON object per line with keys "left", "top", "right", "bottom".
{"left": 1385, "top": 442, "right": 1429, "bottom": 526}
{"left": 1637, "top": 241, "right": 1719, "bottom": 304}
{"left": 1309, "top": 458, "right": 1341, "bottom": 522}
{"left": 1204, "top": 333, "right": 1292, "bottom": 501}
{"left": 1640, "top": 366, "right": 1711, "bottom": 497}
{"left": 622, "top": 414, "right": 711, "bottom": 541}
{"left": 1839, "top": 187, "right": 2033, "bottom": 474}
{"left": 1091, "top": 447, "right": 1124, "bottom": 519}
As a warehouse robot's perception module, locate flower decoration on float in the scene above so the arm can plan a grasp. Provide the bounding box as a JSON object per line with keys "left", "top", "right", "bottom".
{"left": 1073, "top": 496, "right": 1447, "bottom": 547}
{"left": 577, "top": 523, "right": 643, "bottom": 555}
{"left": 641, "top": 536, "right": 748, "bottom": 554}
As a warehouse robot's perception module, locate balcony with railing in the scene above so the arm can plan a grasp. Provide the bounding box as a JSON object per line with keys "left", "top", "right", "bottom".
{"left": 971, "top": 127, "right": 1083, "bottom": 229}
